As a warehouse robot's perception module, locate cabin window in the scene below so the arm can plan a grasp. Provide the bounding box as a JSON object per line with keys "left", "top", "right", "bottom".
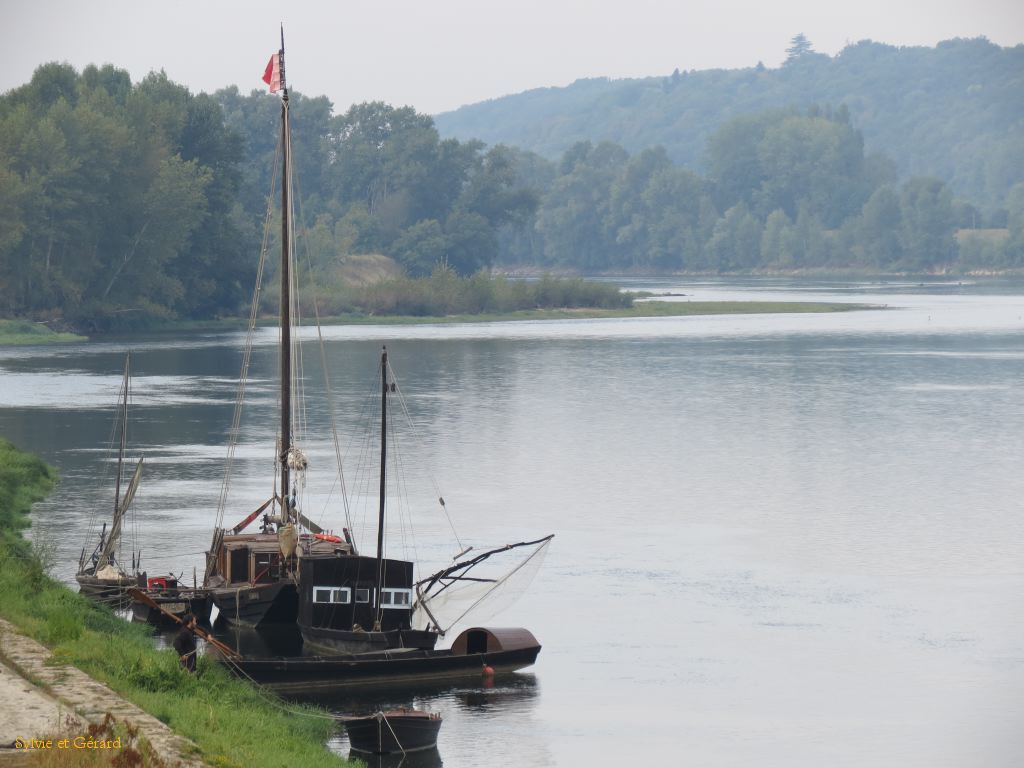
{"left": 229, "top": 549, "right": 249, "bottom": 583}
{"left": 253, "top": 552, "right": 282, "bottom": 583}
{"left": 380, "top": 588, "right": 413, "bottom": 609}
{"left": 313, "top": 586, "right": 351, "bottom": 604}
{"left": 355, "top": 588, "right": 371, "bottom": 604}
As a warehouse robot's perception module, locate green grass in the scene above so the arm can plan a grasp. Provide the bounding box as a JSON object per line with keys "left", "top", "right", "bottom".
{"left": 0, "top": 319, "right": 86, "bottom": 345}
{"left": 0, "top": 438, "right": 351, "bottom": 768}
{"left": 313, "top": 299, "right": 873, "bottom": 324}
{"left": 627, "top": 299, "right": 874, "bottom": 316}
{"left": 121, "top": 298, "right": 874, "bottom": 335}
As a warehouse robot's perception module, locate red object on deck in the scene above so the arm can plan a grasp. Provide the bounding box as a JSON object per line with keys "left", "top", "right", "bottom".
{"left": 314, "top": 533, "right": 344, "bottom": 544}
{"left": 147, "top": 576, "right": 168, "bottom": 591}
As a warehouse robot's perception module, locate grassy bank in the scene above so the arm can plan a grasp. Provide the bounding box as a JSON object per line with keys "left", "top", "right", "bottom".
{"left": 308, "top": 298, "right": 873, "bottom": 325}
{"left": 0, "top": 319, "right": 86, "bottom": 345}
{"left": 0, "top": 438, "right": 350, "bottom": 768}
{"left": 3, "top": 273, "right": 876, "bottom": 340}
{"left": 129, "top": 298, "right": 873, "bottom": 335}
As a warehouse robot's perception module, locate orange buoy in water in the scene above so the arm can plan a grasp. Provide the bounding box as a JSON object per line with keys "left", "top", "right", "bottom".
{"left": 482, "top": 665, "right": 495, "bottom": 676}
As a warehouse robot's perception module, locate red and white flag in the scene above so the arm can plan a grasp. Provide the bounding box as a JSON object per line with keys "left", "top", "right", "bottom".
{"left": 262, "top": 53, "right": 281, "bottom": 93}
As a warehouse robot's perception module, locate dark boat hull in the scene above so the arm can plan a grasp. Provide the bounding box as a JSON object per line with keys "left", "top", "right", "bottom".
{"left": 76, "top": 574, "right": 133, "bottom": 600}
{"left": 301, "top": 626, "right": 439, "bottom": 655}
{"left": 345, "top": 711, "right": 441, "bottom": 754}
{"left": 220, "top": 643, "right": 541, "bottom": 692}
{"left": 210, "top": 580, "right": 297, "bottom": 628}
{"left": 131, "top": 591, "right": 212, "bottom": 627}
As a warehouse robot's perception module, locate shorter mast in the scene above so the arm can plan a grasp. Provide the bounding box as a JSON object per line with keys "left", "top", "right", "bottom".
{"left": 375, "top": 347, "right": 390, "bottom": 621}
{"left": 98, "top": 355, "right": 130, "bottom": 569}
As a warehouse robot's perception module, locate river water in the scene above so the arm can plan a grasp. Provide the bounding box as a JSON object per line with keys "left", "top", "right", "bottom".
{"left": 2, "top": 277, "right": 1023, "bottom": 767}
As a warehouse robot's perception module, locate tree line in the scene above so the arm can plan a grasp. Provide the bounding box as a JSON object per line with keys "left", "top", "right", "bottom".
{"left": 0, "top": 66, "right": 537, "bottom": 328}
{"left": 1, "top": 61, "right": 1022, "bottom": 330}
{"left": 502, "top": 105, "right": 1024, "bottom": 272}
{"left": 0, "top": 63, "right": 251, "bottom": 329}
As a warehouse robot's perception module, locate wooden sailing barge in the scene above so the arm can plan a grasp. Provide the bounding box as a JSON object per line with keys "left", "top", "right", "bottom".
{"left": 201, "top": 31, "right": 347, "bottom": 628}
{"left": 203, "top": 30, "right": 552, "bottom": 688}
{"left": 76, "top": 354, "right": 142, "bottom": 599}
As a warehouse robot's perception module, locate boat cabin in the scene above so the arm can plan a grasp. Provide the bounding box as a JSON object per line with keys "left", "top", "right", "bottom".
{"left": 298, "top": 553, "right": 415, "bottom": 633}
{"left": 210, "top": 533, "right": 351, "bottom": 587}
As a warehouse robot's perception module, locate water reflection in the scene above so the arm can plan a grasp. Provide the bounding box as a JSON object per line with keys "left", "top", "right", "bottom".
{"left": 210, "top": 621, "right": 305, "bottom": 657}
{"left": 345, "top": 747, "right": 443, "bottom": 768}
{"left": 302, "top": 674, "right": 539, "bottom": 714}
{"left": 317, "top": 676, "right": 540, "bottom": 765}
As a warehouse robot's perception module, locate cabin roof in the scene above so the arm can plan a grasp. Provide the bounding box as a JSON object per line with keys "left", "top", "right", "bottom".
{"left": 221, "top": 534, "right": 352, "bottom": 554}
{"left": 450, "top": 627, "right": 540, "bottom": 654}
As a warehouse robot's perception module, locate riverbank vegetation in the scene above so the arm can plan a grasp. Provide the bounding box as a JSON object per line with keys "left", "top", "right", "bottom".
{"left": 0, "top": 319, "right": 85, "bottom": 345}
{"left": 310, "top": 268, "right": 632, "bottom": 316}
{"left": 2, "top": 39, "right": 1020, "bottom": 331}
{"left": 0, "top": 438, "right": 350, "bottom": 768}
{"left": 311, "top": 297, "right": 870, "bottom": 324}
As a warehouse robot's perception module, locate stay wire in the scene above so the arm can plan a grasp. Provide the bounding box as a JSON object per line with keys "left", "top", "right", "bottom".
{"left": 390, "top": 369, "right": 464, "bottom": 552}
{"left": 214, "top": 138, "right": 280, "bottom": 536}
{"left": 214, "top": 135, "right": 281, "bottom": 533}
{"left": 291, "top": 158, "right": 355, "bottom": 539}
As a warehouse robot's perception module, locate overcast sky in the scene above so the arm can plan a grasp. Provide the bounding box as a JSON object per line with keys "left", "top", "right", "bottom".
{"left": 7, "top": 0, "right": 1024, "bottom": 115}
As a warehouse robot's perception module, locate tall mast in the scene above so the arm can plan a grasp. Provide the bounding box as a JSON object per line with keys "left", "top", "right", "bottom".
{"left": 278, "top": 26, "right": 292, "bottom": 520}
{"left": 375, "top": 347, "right": 389, "bottom": 613}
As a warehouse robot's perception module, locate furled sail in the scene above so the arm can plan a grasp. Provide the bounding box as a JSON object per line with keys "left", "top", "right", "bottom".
{"left": 97, "top": 458, "right": 143, "bottom": 569}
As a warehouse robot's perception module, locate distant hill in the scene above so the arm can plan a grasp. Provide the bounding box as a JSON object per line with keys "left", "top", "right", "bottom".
{"left": 435, "top": 38, "right": 1024, "bottom": 211}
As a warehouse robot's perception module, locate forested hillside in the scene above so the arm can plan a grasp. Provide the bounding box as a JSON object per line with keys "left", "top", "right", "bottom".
{"left": 435, "top": 38, "right": 1024, "bottom": 212}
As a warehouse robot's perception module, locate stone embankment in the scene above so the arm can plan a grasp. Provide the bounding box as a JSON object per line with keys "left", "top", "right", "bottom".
{"left": 0, "top": 618, "right": 203, "bottom": 766}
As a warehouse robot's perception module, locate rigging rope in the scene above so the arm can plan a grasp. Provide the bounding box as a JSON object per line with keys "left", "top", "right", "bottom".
{"left": 212, "top": 135, "right": 281, "bottom": 534}
{"left": 389, "top": 366, "right": 465, "bottom": 552}
{"left": 292, "top": 157, "right": 356, "bottom": 539}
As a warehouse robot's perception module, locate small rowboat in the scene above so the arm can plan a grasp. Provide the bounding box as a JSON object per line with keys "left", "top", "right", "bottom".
{"left": 344, "top": 708, "right": 442, "bottom": 754}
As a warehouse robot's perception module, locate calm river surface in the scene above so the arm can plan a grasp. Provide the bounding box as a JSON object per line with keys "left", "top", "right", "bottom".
{"left": 2, "top": 277, "right": 1023, "bottom": 767}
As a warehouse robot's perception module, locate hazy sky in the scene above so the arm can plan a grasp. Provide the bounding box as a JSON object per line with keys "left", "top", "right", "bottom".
{"left": 7, "top": 0, "right": 1024, "bottom": 115}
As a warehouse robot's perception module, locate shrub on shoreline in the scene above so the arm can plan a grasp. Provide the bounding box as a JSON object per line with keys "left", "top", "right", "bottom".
{"left": 309, "top": 268, "right": 633, "bottom": 317}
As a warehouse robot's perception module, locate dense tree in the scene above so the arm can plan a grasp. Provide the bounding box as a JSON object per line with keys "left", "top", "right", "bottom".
{"left": 706, "top": 108, "right": 871, "bottom": 226}
{"left": 536, "top": 141, "right": 628, "bottom": 268}
{"left": 898, "top": 177, "right": 956, "bottom": 269}
{"left": 392, "top": 219, "right": 447, "bottom": 276}
{"left": 0, "top": 64, "right": 247, "bottom": 327}
{"left": 855, "top": 186, "right": 903, "bottom": 266}
{"left": 705, "top": 203, "right": 762, "bottom": 270}
{"left": 785, "top": 34, "right": 814, "bottom": 63}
